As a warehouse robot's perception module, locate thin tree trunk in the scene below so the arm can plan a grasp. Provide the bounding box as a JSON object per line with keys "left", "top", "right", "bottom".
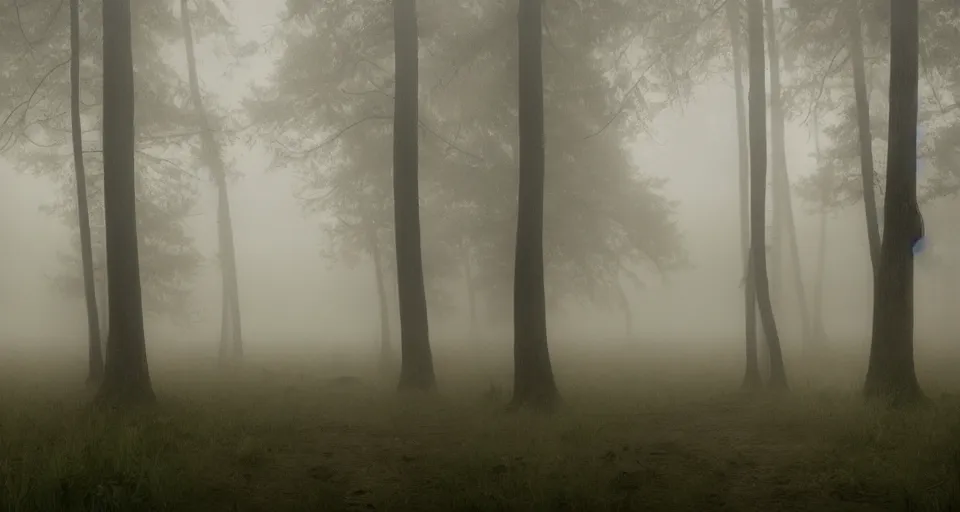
{"left": 811, "top": 110, "right": 829, "bottom": 342}
{"left": 848, "top": 1, "right": 883, "bottom": 272}
{"left": 461, "top": 240, "right": 477, "bottom": 340}
{"left": 218, "top": 272, "right": 231, "bottom": 362}
{"left": 510, "top": 0, "right": 560, "bottom": 411}
{"left": 863, "top": 0, "right": 923, "bottom": 404}
{"left": 393, "top": 0, "right": 436, "bottom": 391}
{"left": 71, "top": 0, "right": 103, "bottom": 386}
{"left": 96, "top": 0, "right": 154, "bottom": 406}
{"left": 747, "top": 0, "right": 787, "bottom": 390}
{"left": 369, "top": 226, "right": 393, "bottom": 374}
{"left": 180, "top": 0, "right": 244, "bottom": 363}
{"left": 764, "top": 0, "right": 813, "bottom": 349}
{"left": 727, "top": 0, "right": 760, "bottom": 389}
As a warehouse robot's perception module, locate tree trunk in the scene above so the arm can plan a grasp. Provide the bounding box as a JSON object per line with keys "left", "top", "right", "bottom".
{"left": 96, "top": 0, "right": 155, "bottom": 406}
{"left": 369, "top": 226, "right": 393, "bottom": 375}
{"left": 747, "top": 0, "right": 787, "bottom": 390}
{"left": 461, "top": 240, "right": 478, "bottom": 340}
{"left": 811, "top": 110, "right": 829, "bottom": 342}
{"left": 863, "top": 0, "right": 923, "bottom": 405}
{"left": 393, "top": 0, "right": 436, "bottom": 392}
{"left": 180, "top": 0, "right": 244, "bottom": 363}
{"left": 764, "top": 0, "right": 813, "bottom": 349}
{"left": 71, "top": 0, "right": 104, "bottom": 386}
{"left": 510, "top": 0, "right": 560, "bottom": 411}
{"left": 96, "top": 267, "right": 108, "bottom": 341}
{"left": 727, "top": 0, "right": 760, "bottom": 389}
{"left": 848, "top": 1, "right": 882, "bottom": 273}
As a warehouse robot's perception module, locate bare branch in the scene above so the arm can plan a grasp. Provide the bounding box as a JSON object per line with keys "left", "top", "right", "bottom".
{"left": 0, "top": 58, "right": 70, "bottom": 136}
{"left": 587, "top": 0, "right": 728, "bottom": 140}
{"left": 799, "top": 45, "right": 850, "bottom": 126}
{"left": 278, "top": 114, "right": 392, "bottom": 156}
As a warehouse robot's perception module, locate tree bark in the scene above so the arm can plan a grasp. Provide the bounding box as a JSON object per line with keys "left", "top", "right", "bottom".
{"left": 764, "top": 0, "right": 813, "bottom": 349}
{"left": 747, "top": 0, "right": 787, "bottom": 390}
{"left": 369, "top": 226, "right": 393, "bottom": 375}
{"left": 96, "top": 267, "right": 108, "bottom": 342}
{"left": 96, "top": 0, "right": 155, "bottom": 406}
{"left": 393, "top": 0, "right": 436, "bottom": 391}
{"left": 71, "top": 0, "right": 104, "bottom": 386}
{"left": 863, "top": 0, "right": 923, "bottom": 405}
{"left": 848, "top": 1, "right": 882, "bottom": 273}
{"left": 510, "top": 0, "right": 560, "bottom": 411}
{"left": 727, "top": 0, "right": 760, "bottom": 389}
{"left": 180, "top": 0, "right": 244, "bottom": 363}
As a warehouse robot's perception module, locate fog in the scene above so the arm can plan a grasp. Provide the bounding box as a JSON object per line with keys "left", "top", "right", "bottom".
{"left": 6, "top": 0, "right": 960, "bottom": 509}
{"left": 2, "top": 0, "right": 955, "bottom": 363}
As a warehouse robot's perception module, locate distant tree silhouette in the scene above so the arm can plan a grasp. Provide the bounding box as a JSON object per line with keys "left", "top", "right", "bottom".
{"left": 726, "top": 0, "right": 760, "bottom": 390}
{"left": 180, "top": 0, "right": 244, "bottom": 364}
{"left": 70, "top": 0, "right": 103, "bottom": 386}
{"left": 747, "top": 0, "right": 787, "bottom": 390}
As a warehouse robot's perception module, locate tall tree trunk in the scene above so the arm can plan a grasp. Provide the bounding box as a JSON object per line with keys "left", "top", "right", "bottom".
{"left": 811, "top": 110, "right": 829, "bottom": 342}
{"left": 863, "top": 0, "right": 923, "bottom": 404}
{"left": 96, "top": 0, "right": 154, "bottom": 405}
{"left": 96, "top": 267, "right": 108, "bottom": 341}
{"left": 461, "top": 240, "right": 477, "bottom": 340}
{"left": 848, "top": 1, "right": 882, "bottom": 272}
{"left": 727, "top": 0, "right": 760, "bottom": 389}
{"left": 71, "top": 0, "right": 103, "bottom": 386}
{"left": 369, "top": 226, "right": 393, "bottom": 375}
{"left": 180, "top": 0, "right": 244, "bottom": 363}
{"left": 747, "top": 0, "right": 787, "bottom": 390}
{"left": 764, "top": 0, "right": 813, "bottom": 349}
{"left": 393, "top": 0, "right": 436, "bottom": 391}
{"left": 510, "top": 0, "right": 559, "bottom": 411}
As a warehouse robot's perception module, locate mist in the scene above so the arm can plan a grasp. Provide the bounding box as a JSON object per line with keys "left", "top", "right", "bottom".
{"left": 2, "top": 0, "right": 960, "bottom": 509}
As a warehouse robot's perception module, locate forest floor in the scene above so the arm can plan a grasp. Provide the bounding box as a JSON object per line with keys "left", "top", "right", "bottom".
{"left": 1, "top": 340, "right": 960, "bottom": 511}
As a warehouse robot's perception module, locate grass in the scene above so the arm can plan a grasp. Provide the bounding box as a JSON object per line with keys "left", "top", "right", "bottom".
{"left": 2, "top": 340, "right": 960, "bottom": 511}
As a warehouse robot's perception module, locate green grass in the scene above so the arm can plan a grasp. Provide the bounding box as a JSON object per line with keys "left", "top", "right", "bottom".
{"left": 2, "top": 342, "right": 960, "bottom": 511}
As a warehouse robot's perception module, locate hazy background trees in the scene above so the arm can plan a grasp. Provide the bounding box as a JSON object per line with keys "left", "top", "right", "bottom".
{"left": 0, "top": 0, "right": 958, "bottom": 404}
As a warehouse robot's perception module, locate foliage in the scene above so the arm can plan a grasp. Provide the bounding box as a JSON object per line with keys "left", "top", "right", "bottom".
{"left": 0, "top": 0, "right": 236, "bottom": 318}
{"left": 252, "top": 0, "right": 697, "bottom": 323}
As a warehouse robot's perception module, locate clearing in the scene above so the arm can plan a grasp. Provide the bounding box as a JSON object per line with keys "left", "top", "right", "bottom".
{"left": 1, "top": 340, "right": 959, "bottom": 511}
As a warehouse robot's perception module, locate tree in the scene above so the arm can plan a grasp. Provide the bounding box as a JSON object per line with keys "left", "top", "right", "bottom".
{"left": 96, "top": 0, "right": 154, "bottom": 405}
{"left": 180, "top": 0, "right": 244, "bottom": 363}
{"left": 0, "top": 0, "right": 206, "bottom": 333}
{"left": 70, "top": 0, "right": 103, "bottom": 385}
{"left": 782, "top": 0, "right": 889, "bottom": 272}
{"left": 847, "top": 1, "right": 883, "bottom": 272}
{"left": 392, "top": 0, "right": 436, "bottom": 391}
{"left": 764, "top": 0, "right": 813, "bottom": 349}
{"left": 747, "top": 0, "right": 787, "bottom": 390}
{"left": 510, "top": 0, "right": 559, "bottom": 411}
{"left": 253, "top": 0, "right": 687, "bottom": 367}
{"left": 863, "top": 0, "right": 923, "bottom": 404}
{"left": 795, "top": 108, "right": 835, "bottom": 343}
{"left": 726, "top": 0, "right": 760, "bottom": 389}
